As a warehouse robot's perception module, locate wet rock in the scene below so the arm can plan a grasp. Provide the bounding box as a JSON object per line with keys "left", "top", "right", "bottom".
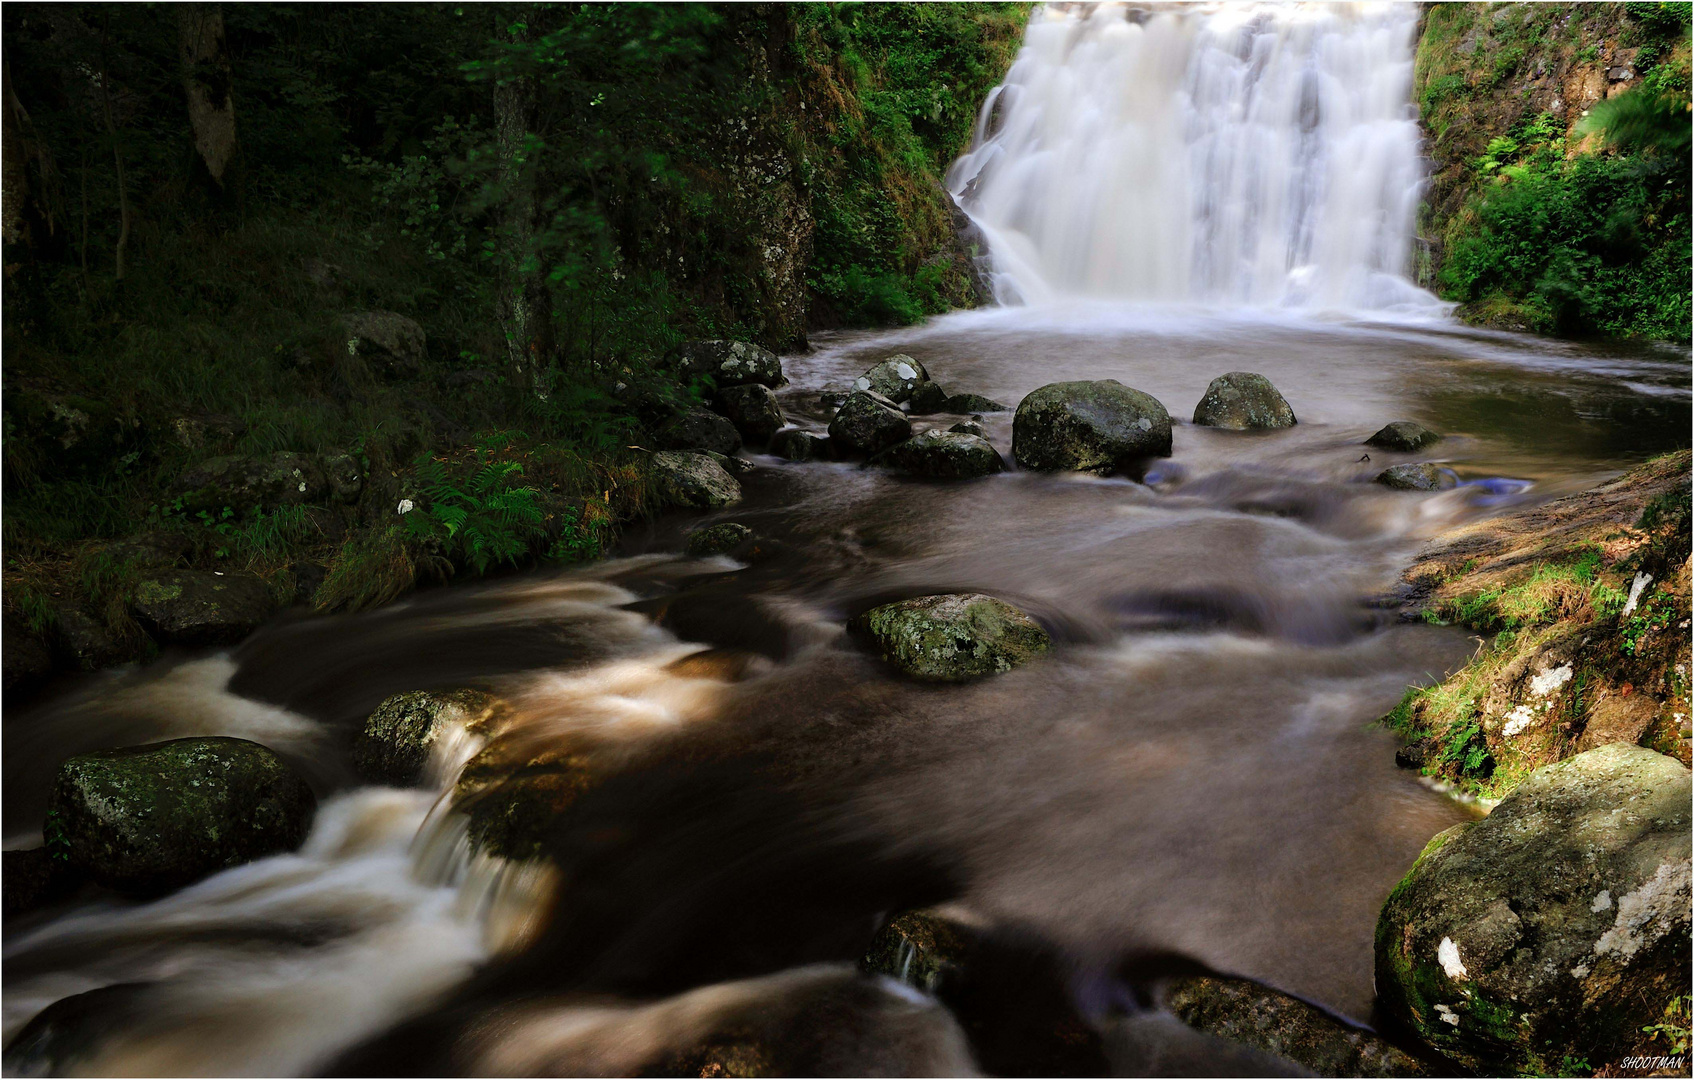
{"left": 46, "top": 736, "right": 317, "bottom": 896}
{"left": 769, "top": 427, "right": 829, "bottom": 462}
{"left": 870, "top": 430, "right": 1006, "bottom": 479}
{"left": 907, "top": 381, "right": 950, "bottom": 415}
{"left": 1012, "top": 380, "right": 1172, "bottom": 473}
{"left": 337, "top": 310, "right": 426, "bottom": 379}
{"left": 1, "top": 982, "right": 153, "bottom": 1076}
{"left": 1374, "top": 744, "right": 1691, "bottom": 1075}
{"left": 3, "top": 380, "right": 143, "bottom": 477}
{"left": 943, "top": 393, "right": 1009, "bottom": 413}
{"left": 852, "top": 593, "right": 1050, "bottom": 682}
{"left": 350, "top": 689, "right": 496, "bottom": 787}
{"left": 175, "top": 452, "right": 330, "bottom": 516}
{"left": 1374, "top": 463, "right": 1458, "bottom": 491}
{"left": 853, "top": 354, "right": 931, "bottom": 404}
{"left": 703, "top": 451, "right": 756, "bottom": 477}
{"left": 3, "top": 613, "right": 54, "bottom": 696}
{"left": 816, "top": 390, "right": 848, "bottom": 413}
{"left": 686, "top": 522, "right": 754, "bottom": 557}
{"left": 1191, "top": 372, "right": 1297, "bottom": 431}
{"left": 827, "top": 391, "right": 912, "bottom": 458}
{"left": 861, "top": 909, "right": 977, "bottom": 994}
{"left": 3, "top": 847, "right": 82, "bottom": 918}
{"left": 1367, "top": 421, "right": 1442, "bottom": 453}
{"left": 948, "top": 419, "right": 987, "bottom": 438}
{"left": 167, "top": 413, "right": 247, "bottom": 453}
{"left": 650, "top": 452, "right": 742, "bottom": 511}
{"left": 129, "top": 570, "right": 277, "bottom": 647}
{"left": 50, "top": 604, "right": 135, "bottom": 671}
{"left": 657, "top": 408, "right": 742, "bottom": 456}
{"left": 457, "top": 746, "right": 597, "bottom": 861}
{"left": 716, "top": 384, "right": 785, "bottom": 445}
{"left": 1165, "top": 976, "right": 1427, "bottom": 1077}
{"left": 669, "top": 340, "right": 785, "bottom": 388}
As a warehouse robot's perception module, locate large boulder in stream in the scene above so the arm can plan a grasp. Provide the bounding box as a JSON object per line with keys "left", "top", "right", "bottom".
{"left": 129, "top": 570, "right": 277, "bottom": 646}
{"left": 669, "top": 340, "right": 784, "bottom": 388}
{"left": 1367, "top": 421, "right": 1442, "bottom": 452}
{"left": 656, "top": 408, "right": 741, "bottom": 456}
{"left": 828, "top": 390, "right": 912, "bottom": 458}
{"left": 870, "top": 430, "right": 1006, "bottom": 479}
{"left": 46, "top": 736, "right": 317, "bottom": 896}
{"left": 1374, "top": 462, "right": 1458, "bottom": 492}
{"left": 1374, "top": 744, "right": 1691, "bottom": 1075}
{"left": 351, "top": 689, "right": 497, "bottom": 787}
{"left": 854, "top": 354, "right": 932, "bottom": 404}
{"left": 1012, "top": 380, "right": 1172, "bottom": 473}
{"left": 1191, "top": 372, "right": 1297, "bottom": 431}
{"left": 650, "top": 451, "right": 742, "bottom": 510}
{"left": 716, "top": 383, "right": 785, "bottom": 444}
{"left": 852, "top": 593, "right": 1050, "bottom": 682}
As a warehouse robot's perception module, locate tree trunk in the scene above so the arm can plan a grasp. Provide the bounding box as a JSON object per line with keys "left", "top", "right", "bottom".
{"left": 177, "top": 3, "right": 239, "bottom": 206}
{"left": 97, "top": 24, "right": 130, "bottom": 283}
{"left": 2, "top": 51, "right": 61, "bottom": 276}
{"left": 492, "top": 17, "right": 550, "bottom": 399}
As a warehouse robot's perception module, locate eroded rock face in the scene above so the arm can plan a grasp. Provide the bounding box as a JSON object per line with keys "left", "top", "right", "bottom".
{"left": 350, "top": 689, "right": 495, "bottom": 787}
{"left": 650, "top": 451, "right": 742, "bottom": 510}
{"left": 1012, "top": 380, "right": 1172, "bottom": 473}
{"left": 870, "top": 430, "right": 1006, "bottom": 479}
{"left": 46, "top": 736, "right": 316, "bottom": 896}
{"left": 1367, "top": 421, "right": 1442, "bottom": 452}
{"left": 854, "top": 355, "right": 932, "bottom": 404}
{"left": 670, "top": 340, "right": 785, "bottom": 388}
{"left": 1192, "top": 372, "right": 1297, "bottom": 431}
{"left": 1374, "top": 744, "right": 1691, "bottom": 1075}
{"left": 656, "top": 408, "right": 743, "bottom": 456}
{"left": 338, "top": 311, "right": 426, "bottom": 379}
{"left": 1375, "top": 462, "right": 1458, "bottom": 491}
{"left": 716, "top": 383, "right": 786, "bottom": 444}
{"left": 129, "top": 570, "right": 276, "bottom": 647}
{"left": 828, "top": 391, "right": 912, "bottom": 458}
{"left": 852, "top": 593, "right": 1050, "bottom": 682}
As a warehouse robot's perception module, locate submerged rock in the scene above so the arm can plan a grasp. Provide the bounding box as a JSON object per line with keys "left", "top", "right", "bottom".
{"left": 656, "top": 408, "right": 742, "bottom": 456}
{"left": 1165, "top": 976, "right": 1426, "bottom": 1077}
{"left": 854, "top": 354, "right": 932, "bottom": 404}
{"left": 686, "top": 522, "right": 755, "bottom": 557}
{"left": 46, "top": 736, "right": 317, "bottom": 896}
{"left": 1367, "top": 421, "right": 1442, "bottom": 452}
{"left": 351, "top": 689, "right": 496, "bottom": 787}
{"left": 1374, "top": 744, "right": 1691, "bottom": 1075}
{"left": 669, "top": 340, "right": 785, "bottom": 388}
{"left": 1374, "top": 463, "right": 1458, "bottom": 491}
{"left": 716, "top": 383, "right": 785, "bottom": 444}
{"left": 1012, "top": 380, "right": 1172, "bottom": 473}
{"left": 338, "top": 310, "right": 426, "bottom": 379}
{"left": 852, "top": 593, "right": 1050, "bottom": 682}
{"left": 870, "top": 430, "right": 1006, "bottom": 479}
{"left": 129, "top": 570, "right": 277, "bottom": 647}
{"left": 456, "top": 745, "right": 597, "bottom": 861}
{"left": 769, "top": 427, "right": 830, "bottom": 462}
{"left": 943, "top": 392, "right": 1009, "bottom": 413}
{"left": 650, "top": 451, "right": 742, "bottom": 510}
{"left": 1191, "top": 372, "right": 1297, "bottom": 431}
{"left": 828, "top": 390, "right": 912, "bottom": 458}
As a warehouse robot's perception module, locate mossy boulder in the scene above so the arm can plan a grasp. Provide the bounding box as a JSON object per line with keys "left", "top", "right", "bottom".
{"left": 656, "top": 408, "right": 742, "bottom": 456}
{"left": 944, "top": 393, "right": 1008, "bottom": 413}
{"left": 1367, "top": 421, "right": 1442, "bottom": 452}
{"left": 1374, "top": 744, "right": 1691, "bottom": 1076}
{"left": 350, "top": 689, "right": 496, "bottom": 787}
{"left": 770, "top": 427, "right": 830, "bottom": 462}
{"left": 828, "top": 390, "right": 912, "bottom": 458}
{"left": 650, "top": 451, "right": 742, "bottom": 510}
{"left": 337, "top": 310, "right": 426, "bottom": 379}
{"left": 1191, "top": 372, "right": 1297, "bottom": 431}
{"left": 46, "top": 736, "right": 317, "bottom": 896}
{"left": 1011, "top": 380, "right": 1172, "bottom": 473}
{"left": 854, "top": 354, "right": 932, "bottom": 404}
{"left": 1375, "top": 463, "right": 1458, "bottom": 491}
{"left": 852, "top": 593, "right": 1050, "bottom": 682}
{"left": 686, "top": 522, "right": 754, "bottom": 557}
{"left": 1165, "top": 976, "right": 1426, "bottom": 1077}
{"left": 50, "top": 604, "right": 136, "bottom": 671}
{"left": 129, "top": 570, "right": 276, "bottom": 647}
{"left": 669, "top": 340, "right": 784, "bottom": 388}
{"left": 716, "top": 383, "right": 785, "bottom": 445}
{"left": 860, "top": 909, "right": 978, "bottom": 994}
{"left": 174, "top": 452, "right": 331, "bottom": 516}
{"left": 870, "top": 430, "right": 1006, "bottom": 479}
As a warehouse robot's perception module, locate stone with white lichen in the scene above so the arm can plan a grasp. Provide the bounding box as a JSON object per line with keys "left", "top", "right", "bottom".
{"left": 851, "top": 593, "right": 1049, "bottom": 682}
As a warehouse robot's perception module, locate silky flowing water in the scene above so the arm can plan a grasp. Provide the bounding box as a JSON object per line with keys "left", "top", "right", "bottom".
{"left": 4, "top": 3, "right": 1692, "bottom": 1076}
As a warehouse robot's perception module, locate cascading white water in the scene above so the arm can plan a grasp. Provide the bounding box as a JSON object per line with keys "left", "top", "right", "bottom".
{"left": 948, "top": 2, "right": 1440, "bottom": 313}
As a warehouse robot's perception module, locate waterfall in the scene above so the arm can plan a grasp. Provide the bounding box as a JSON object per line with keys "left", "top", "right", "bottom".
{"left": 947, "top": 2, "right": 1439, "bottom": 313}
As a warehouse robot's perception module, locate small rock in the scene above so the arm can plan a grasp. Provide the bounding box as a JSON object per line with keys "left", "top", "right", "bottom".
{"left": 686, "top": 522, "right": 755, "bottom": 557}
{"left": 1366, "top": 421, "right": 1442, "bottom": 453}
{"left": 46, "top": 736, "right": 317, "bottom": 896}
{"left": 129, "top": 570, "right": 277, "bottom": 647}
{"left": 716, "top": 384, "right": 785, "bottom": 445}
{"left": 861, "top": 909, "right": 978, "bottom": 994}
{"left": 657, "top": 408, "right": 742, "bottom": 456}
{"left": 350, "top": 689, "right": 496, "bottom": 787}
{"left": 907, "top": 381, "right": 950, "bottom": 414}
{"left": 1375, "top": 463, "right": 1458, "bottom": 491}
{"left": 870, "top": 430, "right": 1006, "bottom": 479}
{"left": 853, "top": 355, "right": 932, "bottom": 404}
{"left": 828, "top": 391, "right": 912, "bottom": 458}
{"left": 175, "top": 452, "right": 330, "bottom": 516}
{"left": 948, "top": 420, "right": 987, "bottom": 438}
{"left": 669, "top": 340, "right": 785, "bottom": 388}
{"left": 1012, "top": 380, "right": 1172, "bottom": 473}
{"left": 816, "top": 391, "right": 848, "bottom": 413}
{"left": 337, "top": 311, "right": 426, "bottom": 379}
{"left": 852, "top": 593, "right": 1050, "bottom": 682}
{"left": 943, "top": 393, "right": 1009, "bottom": 413}
{"left": 1191, "top": 372, "right": 1297, "bottom": 431}
{"left": 650, "top": 451, "right": 742, "bottom": 510}
{"left": 702, "top": 451, "right": 756, "bottom": 477}
{"left": 770, "top": 428, "right": 830, "bottom": 462}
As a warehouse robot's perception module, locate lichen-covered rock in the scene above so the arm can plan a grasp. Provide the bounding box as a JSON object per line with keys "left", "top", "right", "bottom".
{"left": 1367, "top": 421, "right": 1442, "bottom": 452}
{"left": 1191, "top": 372, "right": 1297, "bottom": 431}
{"left": 852, "top": 593, "right": 1050, "bottom": 682}
{"left": 770, "top": 427, "right": 830, "bottom": 462}
{"left": 908, "top": 381, "right": 950, "bottom": 414}
{"left": 656, "top": 408, "right": 742, "bottom": 456}
{"left": 45, "top": 736, "right": 317, "bottom": 896}
{"left": 1012, "top": 380, "right": 1172, "bottom": 473}
{"left": 1165, "top": 976, "right": 1426, "bottom": 1077}
{"left": 853, "top": 355, "right": 932, "bottom": 404}
{"left": 669, "top": 340, "right": 785, "bottom": 388}
{"left": 650, "top": 451, "right": 742, "bottom": 510}
{"left": 1375, "top": 463, "right": 1458, "bottom": 491}
{"left": 686, "top": 522, "right": 754, "bottom": 557}
{"left": 1374, "top": 744, "right": 1691, "bottom": 1075}
{"left": 828, "top": 390, "right": 912, "bottom": 458}
{"left": 175, "top": 452, "right": 330, "bottom": 516}
{"left": 861, "top": 909, "right": 978, "bottom": 994}
{"left": 129, "top": 570, "right": 276, "bottom": 647}
{"left": 716, "top": 383, "right": 785, "bottom": 444}
{"left": 944, "top": 393, "right": 1008, "bottom": 413}
{"left": 337, "top": 310, "right": 426, "bottom": 379}
{"left": 350, "top": 689, "right": 496, "bottom": 787}
{"left": 870, "top": 430, "right": 1006, "bottom": 479}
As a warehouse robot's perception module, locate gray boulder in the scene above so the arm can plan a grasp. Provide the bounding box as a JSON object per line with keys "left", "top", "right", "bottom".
{"left": 853, "top": 354, "right": 932, "bottom": 404}
{"left": 50, "top": 605, "right": 135, "bottom": 671}
{"left": 1012, "top": 380, "right": 1172, "bottom": 473}
{"left": 1375, "top": 744, "right": 1691, "bottom": 1075}
{"left": 1375, "top": 463, "right": 1458, "bottom": 491}
{"left": 944, "top": 393, "right": 1008, "bottom": 413}
{"left": 350, "top": 689, "right": 496, "bottom": 787}
{"left": 650, "top": 451, "right": 742, "bottom": 510}
{"left": 852, "top": 593, "right": 1050, "bottom": 682}
{"left": 1367, "top": 421, "right": 1443, "bottom": 452}
{"left": 338, "top": 311, "right": 426, "bottom": 379}
{"left": 685, "top": 522, "right": 754, "bottom": 557}
{"left": 129, "top": 570, "right": 276, "bottom": 646}
{"left": 716, "top": 383, "right": 785, "bottom": 444}
{"left": 46, "top": 736, "right": 317, "bottom": 896}
{"left": 1191, "top": 372, "right": 1297, "bottom": 430}
{"left": 828, "top": 391, "right": 912, "bottom": 458}
{"left": 670, "top": 340, "right": 784, "bottom": 388}
{"left": 871, "top": 430, "right": 1006, "bottom": 479}
{"left": 656, "top": 408, "right": 742, "bottom": 456}
{"left": 1165, "top": 976, "right": 1426, "bottom": 1077}
{"left": 770, "top": 428, "right": 830, "bottom": 462}
{"left": 702, "top": 451, "right": 755, "bottom": 477}
{"left": 175, "top": 452, "right": 329, "bottom": 516}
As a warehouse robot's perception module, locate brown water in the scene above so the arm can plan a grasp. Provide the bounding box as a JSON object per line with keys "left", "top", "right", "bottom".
{"left": 4, "top": 308, "right": 1689, "bottom": 1076}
